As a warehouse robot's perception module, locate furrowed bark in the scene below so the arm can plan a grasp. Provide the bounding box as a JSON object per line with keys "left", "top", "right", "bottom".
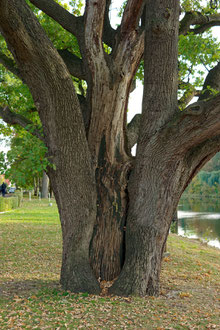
{"left": 111, "top": 0, "right": 220, "bottom": 294}
{"left": 0, "top": 0, "right": 100, "bottom": 294}
{"left": 111, "top": 0, "right": 180, "bottom": 296}
{"left": 120, "top": 0, "right": 144, "bottom": 35}
{"left": 83, "top": 0, "right": 144, "bottom": 280}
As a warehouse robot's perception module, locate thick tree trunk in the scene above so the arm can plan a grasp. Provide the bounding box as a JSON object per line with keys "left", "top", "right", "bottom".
{"left": 110, "top": 147, "right": 184, "bottom": 296}
{"left": 90, "top": 152, "right": 131, "bottom": 280}
{"left": 110, "top": 0, "right": 181, "bottom": 296}
{"left": 86, "top": 75, "right": 133, "bottom": 280}
{"left": 0, "top": 0, "right": 100, "bottom": 294}
{"left": 48, "top": 147, "right": 100, "bottom": 294}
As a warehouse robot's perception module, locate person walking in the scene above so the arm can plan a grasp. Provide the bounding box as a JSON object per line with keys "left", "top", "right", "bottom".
{"left": 1, "top": 182, "right": 6, "bottom": 197}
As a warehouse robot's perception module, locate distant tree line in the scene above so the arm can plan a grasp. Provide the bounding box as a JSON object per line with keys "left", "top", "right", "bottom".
{"left": 184, "top": 153, "right": 220, "bottom": 197}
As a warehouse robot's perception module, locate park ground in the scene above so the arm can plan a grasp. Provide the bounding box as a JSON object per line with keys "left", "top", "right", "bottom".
{"left": 0, "top": 198, "right": 220, "bottom": 329}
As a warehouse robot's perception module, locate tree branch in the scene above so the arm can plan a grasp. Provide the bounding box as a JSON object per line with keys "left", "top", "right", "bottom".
{"left": 0, "top": 0, "right": 86, "bottom": 152}
{"left": 29, "top": 0, "right": 83, "bottom": 39}
{"left": 0, "top": 106, "right": 44, "bottom": 141}
{"left": 199, "top": 62, "right": 220, "bottom": 101}
{"left": 57, "top": 49, "right": 87, "bottom": 80}
{"left": 190, "top": 21, "right": 220, "bottom": 34}
{"left": 127, "top": 114, "right": 141, "bottom": 149}
{"left": 166, "top": 94, "right": 220, "bottom": 153}
{"left": 84, "top": 0, "right": 107, "bottom": 59}
{"left": 180, "top": 11, "right": 220, "bottom": 35}
{"left": 120, "top": 0, "right": 144, "bottom": 35}
{"left": 0, "top": 50, "right": 23, "bottom": 81}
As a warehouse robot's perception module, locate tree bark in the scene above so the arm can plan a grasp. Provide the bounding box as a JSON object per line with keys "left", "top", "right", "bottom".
{"left": 110, "top": 0, "right": 181, "bottom": 296}
{"left": 90, "top": 146, "right": 132, "bottom": 280}
{"left": 0, "top": 0, "right": 100, "bottom": 293}
{"left": 82, "top": 1, "right": 144, "bottom": 280}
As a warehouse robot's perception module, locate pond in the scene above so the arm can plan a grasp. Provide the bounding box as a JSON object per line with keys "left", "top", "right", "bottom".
{"left": 177, "top": 196, "right": 220, "bottom": 249}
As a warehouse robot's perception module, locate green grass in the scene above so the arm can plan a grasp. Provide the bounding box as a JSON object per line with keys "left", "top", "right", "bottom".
{"left": 0, "top": 199, "right": 220, "bottom": 329}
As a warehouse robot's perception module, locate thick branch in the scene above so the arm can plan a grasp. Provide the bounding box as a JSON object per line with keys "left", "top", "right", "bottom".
{"left": 199, "top": 62, "right": 220, "bottom": 101}
{"left": 165, "top": 94, "right": 220, "bottom": 153}
{"left": 58, "top": 49, "right": 87, "bottom": 80}
{"left": 180, "top": 12, "right": 220, "bottom": 35}
{"left": 29, "top": 0, "right": 83, "bottom": 39}
{"left": 139, "top": 0, "right": 179, "bottom": 142}
{"left": 190, "top": 21, "right": 220, "bottom": 34}
{"left": 120, "top": 0, "right": 144, "bottom": 35}
{"left": 0, "top": 0, "right": 86, "bottom": 155}
{"left": 0, "top": 50, "right": 23, "bottom": 81}
{"left": 85, "top": 0, "right": 106, "bottom": 48}
{"left": 0, "top": 106, "right": 43, "bottom": 141}
{"left": 127, "top": 114, "right": 141, "bottom": 149}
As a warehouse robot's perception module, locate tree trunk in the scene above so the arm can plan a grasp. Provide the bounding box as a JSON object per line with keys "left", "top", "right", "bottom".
{"left": 85, "top": 71, "right": 133, "bottom": 280}
{"left": 41, "top": 171, "right": 49, "bottom": 198}
{"left": 47, "top": 137, "right": 100, "bottom": 294}
{"left": 110, "top": 0, "right": 181, "bottom": 296}
{"left": 110, "top": 145, "right": 185, "bottom": 296}
{"left": 0, "top": 0, "right": 101, "bottom": 294}
{"left": 90, "top": 146, "right": 132, "bottom": 280}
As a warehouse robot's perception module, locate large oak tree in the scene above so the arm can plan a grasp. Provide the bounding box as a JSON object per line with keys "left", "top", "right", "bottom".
{"left": 0, "top": 0, "right": 220, "bottom": 296}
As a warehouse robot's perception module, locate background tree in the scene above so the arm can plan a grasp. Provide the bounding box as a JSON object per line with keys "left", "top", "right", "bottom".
{"left": 5, "top": 133, "right": 48, "bottom": 192}
{"left": 0, "top": 0, "right": 220, "bottom": 296}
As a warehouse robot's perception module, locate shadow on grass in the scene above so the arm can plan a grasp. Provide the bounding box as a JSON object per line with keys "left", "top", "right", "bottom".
{"left": 0, "top": 279, "right": 60, "bottom": 299}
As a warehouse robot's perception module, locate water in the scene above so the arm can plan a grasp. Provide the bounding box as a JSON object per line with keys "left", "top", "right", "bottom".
{"left": 177, "top": 196, "right": 220, "bottom": 249}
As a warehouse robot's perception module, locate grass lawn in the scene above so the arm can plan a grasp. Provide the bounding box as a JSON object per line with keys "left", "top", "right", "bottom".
{"left": 0, "top": 198, "right": 220, "bottom": 329}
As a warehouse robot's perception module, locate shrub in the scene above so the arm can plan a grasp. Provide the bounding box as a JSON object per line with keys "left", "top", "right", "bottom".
{"left": 0, "top": 193, "right": 22, "bottom": 212}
